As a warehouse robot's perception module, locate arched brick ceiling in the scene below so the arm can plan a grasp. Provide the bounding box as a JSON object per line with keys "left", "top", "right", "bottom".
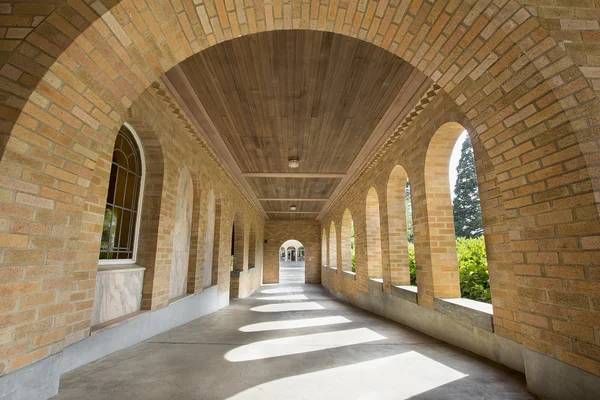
{"left": 163, "top": 30, "right": 430, "bottom": 220}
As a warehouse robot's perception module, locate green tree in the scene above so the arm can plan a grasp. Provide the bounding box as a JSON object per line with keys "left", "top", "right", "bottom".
{"left": 405, "top": 180, "right": 413, "bottom": 243}
{"left": 453, "top": 137, "right": 483, "bottom": 238}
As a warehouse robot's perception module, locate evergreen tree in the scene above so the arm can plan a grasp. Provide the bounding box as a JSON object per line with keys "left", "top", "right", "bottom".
{"left": 453, "top": 137, "right": 483, "bottom": 238}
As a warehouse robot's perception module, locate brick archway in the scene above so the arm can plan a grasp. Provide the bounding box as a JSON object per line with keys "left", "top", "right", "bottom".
{"left": 0, "top": 0, "right": 599, "bottom": 378}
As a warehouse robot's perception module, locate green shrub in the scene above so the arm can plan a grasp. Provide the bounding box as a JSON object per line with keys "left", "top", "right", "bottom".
{"left": 407, "top": 237, "right": 490, "bottom": 303}
{"left": 456, "top": 236, "right": 491, "bottom": 303}
{"left": 408, "top": 243, "right": 416, "bottom": 286}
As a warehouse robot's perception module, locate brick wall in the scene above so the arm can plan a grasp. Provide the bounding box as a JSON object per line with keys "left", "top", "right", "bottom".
{"left": 0, "top": 80, "right": 264, "bottom": 373}
{"left": 321, "top": 87, "right": 600, "bottom": 376}
{"left": 0, "top": 0, "right": 597, "bottom": 379}
{"left": 264, "top": 221, "right": 321, "bottom": 284}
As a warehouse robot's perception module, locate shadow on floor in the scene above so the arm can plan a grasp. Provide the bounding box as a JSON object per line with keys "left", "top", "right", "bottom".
{"left": 54, "top": 284, "right": 534, "bottom": 400}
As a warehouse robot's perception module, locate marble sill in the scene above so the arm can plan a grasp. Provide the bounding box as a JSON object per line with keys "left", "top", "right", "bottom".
{"left": 248, "top": 266, "right": 256, "bottom": 272}
{"left": 328, "top": 266, "right": 337, "bottom": 271}
{"left": 342, "top": 270, "right": 356, "bottom": 280}
{"left": 231, "top": 270, "right": 244, "bottom": 277}
{"left": 97, "top": 263, "right": 146, "bottom": 274}
{"left": 169, "top": 293, "right": 193, "bottom": 305}
{"left": 391, "top": 285, "right": 418, "bottom": 304}
{"left": 322, "top": 265, "right": 328, "bottom": 269}
{"left": 368, "top": 278, "right": 383, "bottom": 291}
{"left": 90, "top": 310, "right": 148, "bottom": 336}
{"left": 434, "top": 297, "right": 494, "bottom": 332}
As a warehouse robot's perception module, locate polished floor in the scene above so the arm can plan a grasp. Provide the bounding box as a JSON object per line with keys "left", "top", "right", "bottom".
{"left": 279, "top": 260, "right": 305, "bottom": 283}
{"left": 54, "top": 284, "right": 534, "bottom": 399}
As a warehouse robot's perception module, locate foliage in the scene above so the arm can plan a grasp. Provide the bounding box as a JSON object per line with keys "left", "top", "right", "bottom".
{"left": 453, "top": 137, "right": 483, "bottom": 238}
{"left": 405, "top": 180, "right": 414, "bottom": 243}
{"left": 408, "top": 243, "right": 416, "bottom": 285}
{"left": 457, "top": 237, "right": 491, "bottom": 303}
{"left": 407, "top": 237, "right": 490, "bottom": 303}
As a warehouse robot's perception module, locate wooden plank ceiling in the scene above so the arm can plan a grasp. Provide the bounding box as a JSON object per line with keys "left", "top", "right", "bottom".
{"left": 163, "top": 30, "right": 431, "bottom": 220}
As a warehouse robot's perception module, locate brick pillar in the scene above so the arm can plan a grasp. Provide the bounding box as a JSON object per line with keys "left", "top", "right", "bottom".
{"left": 329, "top": 222, "right": 337, "bottom": 268}
{"left": 341, "top": 210, "right": 353, "bottom": 272}
{"left": 366, "top": 187, "right": 383, "bottom": 280}
{"left": 386, "top": 166, "right": 411, "bottom": 287}
{"left": 188, "top": 174, "right": 207, "bottom": 294}
{"left": 414, "top": 122, "right": 464, "bottom": 308}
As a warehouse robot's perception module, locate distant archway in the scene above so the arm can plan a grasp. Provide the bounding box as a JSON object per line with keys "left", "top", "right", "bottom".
{"left": 279, "top": 239, "right": 305, "bottom": 284}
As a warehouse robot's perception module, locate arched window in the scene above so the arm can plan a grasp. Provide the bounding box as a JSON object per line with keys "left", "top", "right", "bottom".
{"left": 386, "top": 166, "right": 412, "bottom": 286}
{"left": 424, "top": 122, "right": 488, "bottom": 302}
{"left": 100, "top": 124, "right": 144, "bottom": 262}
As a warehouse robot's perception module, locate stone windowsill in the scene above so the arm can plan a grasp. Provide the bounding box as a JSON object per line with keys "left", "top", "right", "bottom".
{"left": 342, "top": 270, "right": 356, "bottom": 280}
{"left": 231, "top": 270, "right": 244, "bottom": 277}
{"left": 328, "top": 266, "right": 338, "bottom": 271}
{"left": 434, "top": 297, "right": 494, "bottom": 332}
{"left": 90, "top": 310, "right": 148, "bottom": 335}
{"left": 391, "top": 285, "right": 418, "bottom": 304}
{"left": 97, "top": 263, "right": 146, "bottom": 274}
{"left": 248, "top": 266, "right": 256, "bottom": 272}
{"left": 368, "top": 278, "right": 383, "bottom": 291}
{"left": 169, "top": 293, "right": 193, "bottom": 305}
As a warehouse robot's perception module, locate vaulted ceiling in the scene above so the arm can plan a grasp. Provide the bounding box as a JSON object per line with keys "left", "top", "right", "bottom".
{"left": 163, "top": 30, "right": 431, "bottom": 220}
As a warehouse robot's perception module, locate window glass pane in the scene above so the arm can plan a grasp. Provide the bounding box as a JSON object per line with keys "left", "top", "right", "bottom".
{"left": 118, "top": 209, "right": 132, "bottom": 250}
{"left": 115, "top": 167, "right": 128, "bottom": 207}
{"left": 99, "top": 125, "right": 142, "bottom": 261}
{"left": 113, "top": 149, "right": 128, "bottom": 169}
{"left": 124, "top": 171, "right": 136, "bottom": 208}
{"left": 108, "top": 164, "right": 117, "bottom": 204}
{"left": 120, "top": 134, "right": 133, "bottom": 158}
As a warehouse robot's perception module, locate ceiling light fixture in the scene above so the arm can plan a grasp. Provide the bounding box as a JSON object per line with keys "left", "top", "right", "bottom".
{"left": 290, "top": 205, "right": 297, "bottom": 211}
{"left": 288, "top": 158, "right": 300, "bottom": 168}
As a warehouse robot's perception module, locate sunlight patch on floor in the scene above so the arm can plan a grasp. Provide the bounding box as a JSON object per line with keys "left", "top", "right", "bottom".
{"left": 227, "top": 351, "right": 467, "bottom": 399}
{"left": 239, "top": 316, "right": 351, "bottom": 332}
{"left": 256, "top": 294, "right": 308, "bottom": 301}
{"left": 250, "top": 302, "right": 324, "bottom": 313}
{"left": 225, "top": 327, "right": 385, "bottom": 362}
{"left": 261, "top": 287, "right": 304, "bottom": 294}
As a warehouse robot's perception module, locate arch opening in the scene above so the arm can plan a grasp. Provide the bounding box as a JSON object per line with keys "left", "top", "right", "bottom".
{"left": 279, "top": 239, "right": 306, "bottom": 284}
{"left": 386, "top": 166, "right": 413, "bottom": 287}
{"left": 424, "top": 122, "right": 489, "bottom": 303}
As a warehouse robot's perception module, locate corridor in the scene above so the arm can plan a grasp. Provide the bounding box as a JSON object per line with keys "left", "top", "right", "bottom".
{"left": 55, "top": 284, "right": 533, "bottom": 400}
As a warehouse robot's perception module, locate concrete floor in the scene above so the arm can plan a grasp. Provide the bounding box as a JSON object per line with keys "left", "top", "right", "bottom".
{"left": 54, "top": 284, "right": 535, "bottom": 399}
{"left": 279, "top": 260, "right": 305, "bottom": 284}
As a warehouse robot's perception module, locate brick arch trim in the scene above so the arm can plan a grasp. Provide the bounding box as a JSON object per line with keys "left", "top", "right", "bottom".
{"left": 0, "top": 0, "right": 599, "bottom": 375}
